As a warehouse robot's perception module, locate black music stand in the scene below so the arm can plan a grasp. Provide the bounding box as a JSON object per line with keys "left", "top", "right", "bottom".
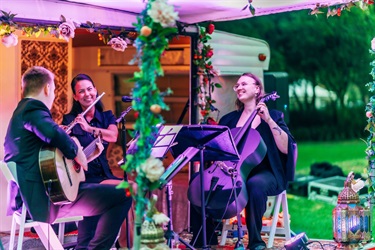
{"left": 148, "top": 125, "right": 197, "bottom": 249}
{"left": 170, "top": 125, "right": 240, "bottom": 250}
{"left": 116, "top": 106, "right": 132, "bottom": 249}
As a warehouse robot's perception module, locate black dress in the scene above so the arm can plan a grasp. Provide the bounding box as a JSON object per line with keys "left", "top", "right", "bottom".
{"left": 190, "top": 108, "right": 297, "bottom": 249}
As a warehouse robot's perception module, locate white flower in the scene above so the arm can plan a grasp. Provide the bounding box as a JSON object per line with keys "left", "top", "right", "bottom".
{"left": 152, "top": 212, "right": 170, "bottom": 225}
{"left": 108, "top": 37, "right": 128, "bottom": 52}
{"left": 1, "top": 33, "right": 18, "bottom": 48}
{"left": 209, "top": 67, "right": 220, "bottom": 76}
{"left": 140, "top": 156, "right": 165, "bottom": 182}
{"left": 352, "top": 178, "right": 365, "bottom": 193}
{"left": 371, "top": 37, "right": 375, "bottom": 52}
{"left": 147, "top": 0, "right": 179, "bottom": 28}
{"left": 58, "top": 20, "right": 76, "bottom": 42}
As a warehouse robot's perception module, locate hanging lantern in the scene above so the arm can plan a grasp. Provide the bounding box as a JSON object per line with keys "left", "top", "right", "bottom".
{"left": 332, "top": 172, "right": 371, "bottom": 249}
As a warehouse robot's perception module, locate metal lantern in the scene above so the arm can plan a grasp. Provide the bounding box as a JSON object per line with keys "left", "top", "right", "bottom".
{"left": 332, "top": 173, "right": 371, "bottom": 249}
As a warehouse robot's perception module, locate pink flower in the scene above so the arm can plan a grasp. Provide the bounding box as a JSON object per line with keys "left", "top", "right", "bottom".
{"left": 366, "top": 111, "right": 373, "bottom": 118}
{"left": 371, "top": 37, "right": 375, "bottom": 52}
{"left": 1, "top": 33, "right": 18, "bottom": 48}
{"left": 197, "top": 42, "right": 204, "bottom": 53}
{"left": 58, "top": 21, "right": 76, "bottom": 42}
{"left": 108, "top": 37, "right": 128, "bottom": 52}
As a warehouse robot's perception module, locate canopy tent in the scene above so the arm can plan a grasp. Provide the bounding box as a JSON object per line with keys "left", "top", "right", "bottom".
{"left": 1, "top": 0, "right": 358, "bottom": 28}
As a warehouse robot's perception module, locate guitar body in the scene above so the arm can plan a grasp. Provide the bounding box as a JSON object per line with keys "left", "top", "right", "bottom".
{"left": 187, "top": 128, "right": 267, "bottom": 219}
{"left": 39, "top": 137, "right": 85, "bottom": 204}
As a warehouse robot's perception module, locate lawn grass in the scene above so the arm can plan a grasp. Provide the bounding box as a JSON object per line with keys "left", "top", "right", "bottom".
{"left": 289, "top": 139, "right": 369, "bottom": 240}
{"left": 295, "top": 139, "right": 367, "bottom": 176}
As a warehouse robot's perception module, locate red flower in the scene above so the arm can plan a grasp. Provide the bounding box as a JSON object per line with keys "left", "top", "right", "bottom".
{"left": 206, "top": 49, "right": 214, "bottom": 58}
{"left": 337, "top": 8, "right": 341, "bottom": 16}
{"left": 207, "top": 117, "right": 218, "bottom": 125}
{"left": 205, "top": 64, "right": 213, "bottom": 69}
{"left": 200, "top": 110, "right": 208, "bottom": 116}
{"left": 207, "top": 23, "right": 215, "bottom": 35}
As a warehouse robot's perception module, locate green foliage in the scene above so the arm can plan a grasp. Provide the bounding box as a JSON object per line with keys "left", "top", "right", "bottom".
{"left": 365, "top": 39, "right": 375, "bottom": 196}
{"left": 289, "top": 107, "right": 366, "bottom": 142}
{"left": 193, "top": 24, "right": 222, "bottom": 123}
{"left": 121, "top": 1, "right": 178, "bottom": 248}
{"left": 215, "top": 6, "right": 375, "bottom": 111}
{"left": 124, "top": 1, "right": 177, "bottom": 184}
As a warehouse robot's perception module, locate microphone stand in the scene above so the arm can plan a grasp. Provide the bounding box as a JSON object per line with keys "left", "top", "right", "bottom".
{"left": 116, "top": 106, "right": 132, "bottom": 249}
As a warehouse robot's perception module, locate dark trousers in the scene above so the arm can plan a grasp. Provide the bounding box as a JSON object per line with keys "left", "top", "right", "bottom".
{"left": 189, "top": 168, "right": 284, "bottom": 250}
{"left": 57, "top": 183, "right": 132, "bottom": 250}
{"left": 245, "top": 168, "right": 283, "bottom": 249}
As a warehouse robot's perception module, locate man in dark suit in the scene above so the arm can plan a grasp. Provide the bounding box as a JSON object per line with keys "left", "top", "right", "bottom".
{"left": 4, "top": 66, "right": 132, "bottom": 250}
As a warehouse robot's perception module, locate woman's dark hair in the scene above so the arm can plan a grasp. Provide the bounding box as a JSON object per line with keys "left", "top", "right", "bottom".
{"left": 235, "top": 72, "right": 264, "bottom": 111}
{"left": 69, "top": 74, "right": 104, "bottom": 114}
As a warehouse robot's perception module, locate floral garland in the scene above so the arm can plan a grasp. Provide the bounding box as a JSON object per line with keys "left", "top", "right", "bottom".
{"left": 193, "top": 23, "right": 221, "bottom": 124}
{"left": 365, "top": 38, "right": 375, "bottom": 201}
{"left": 114, "top": 0, "right": 178, "bottom": 248}
{"left": 0, "top": 10, "right": 133, "bottom": 52}
{"left": 309, "top": 0, "right": 372, "bottom": 17}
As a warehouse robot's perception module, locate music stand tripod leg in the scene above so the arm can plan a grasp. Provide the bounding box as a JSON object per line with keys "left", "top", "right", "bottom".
{"left": 199, "top": 146, "right": 210, "bottom": 250}
{"left": 232, "top": 175, "right": 245, "bottom": 249}
{"left": 119, "top": 116, "right": 131, "bottom": 249}
{"left": 164, "top": 181, "right": 195, "bottom": 249}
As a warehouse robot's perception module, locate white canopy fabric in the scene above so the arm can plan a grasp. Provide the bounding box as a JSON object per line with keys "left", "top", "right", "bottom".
{"left": 1, "top": 0, "right": 357, "bottom": 28}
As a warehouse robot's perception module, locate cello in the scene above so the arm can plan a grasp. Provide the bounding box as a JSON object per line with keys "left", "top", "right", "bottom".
{"left": 187, "top": 92, "right": 279, "bottom": 219}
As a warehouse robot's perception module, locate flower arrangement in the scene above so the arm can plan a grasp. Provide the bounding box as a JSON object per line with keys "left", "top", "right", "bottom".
{"left": 309, "top": 0, "right": 373, "bottom": 17}
{"left": 0, "top": 10, "right": 133, "bottom": 52}
{"left": 140, "top": 195, "right": 170, "bottom": 249}
{"left": 114, "top": 0, "right": 179, "bottom": 248}
{"left": 193, "top": 23, "right": 221, "bottom": 124}
{"left": 364, "top": 37, "right": 375, "bottom": 202}
{"left": 0, "top": 12, "right": 79, "bottom": 45}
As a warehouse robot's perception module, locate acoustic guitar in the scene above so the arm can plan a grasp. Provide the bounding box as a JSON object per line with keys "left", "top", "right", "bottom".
{"left": 39, "top": 135, "right": 102, "bottom": 204}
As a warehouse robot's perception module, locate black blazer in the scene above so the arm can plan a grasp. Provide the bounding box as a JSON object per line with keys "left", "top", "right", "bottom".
{"left": 4, "top": 98, "right": 78, "bottom": 223}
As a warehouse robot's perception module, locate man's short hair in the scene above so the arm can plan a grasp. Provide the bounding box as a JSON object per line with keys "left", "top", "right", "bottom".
{"left": 22, "top": 66, "right": 54, "bottom": 97}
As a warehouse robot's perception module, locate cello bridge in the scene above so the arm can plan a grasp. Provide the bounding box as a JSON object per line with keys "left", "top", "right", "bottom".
{"left": 217, "top": 161, "right": 237, "bottom": 177}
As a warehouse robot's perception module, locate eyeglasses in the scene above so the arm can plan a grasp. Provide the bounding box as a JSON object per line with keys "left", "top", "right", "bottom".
{"left": 233, "top": 82, "right": 248, "bottom": 91}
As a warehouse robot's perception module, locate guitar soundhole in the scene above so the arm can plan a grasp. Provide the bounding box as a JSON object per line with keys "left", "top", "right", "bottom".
{"left": 73, "top": 163, "right": 81, "bottom": 173}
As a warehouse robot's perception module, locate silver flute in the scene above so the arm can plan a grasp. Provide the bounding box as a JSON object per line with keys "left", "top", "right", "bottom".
{"left": 65, "top": 92, "right": 105, "bottom": 134}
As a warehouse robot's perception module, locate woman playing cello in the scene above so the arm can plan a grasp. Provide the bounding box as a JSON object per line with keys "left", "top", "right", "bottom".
{"left": 190, "top": 73, "right": 297, "bottom": 250}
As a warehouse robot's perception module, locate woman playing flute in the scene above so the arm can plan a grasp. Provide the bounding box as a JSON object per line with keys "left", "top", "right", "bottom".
{"left": 62, "top": 74, "right": 133, "bottom": 249}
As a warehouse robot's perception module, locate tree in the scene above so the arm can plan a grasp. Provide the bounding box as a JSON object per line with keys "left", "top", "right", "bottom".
{"left": 215, "top": 5, "right": 375, "bottom": 112}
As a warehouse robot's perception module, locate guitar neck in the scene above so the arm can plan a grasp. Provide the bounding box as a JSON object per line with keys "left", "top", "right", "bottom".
{"left": 83, "top": 137, "right": 100, "bottom": 157}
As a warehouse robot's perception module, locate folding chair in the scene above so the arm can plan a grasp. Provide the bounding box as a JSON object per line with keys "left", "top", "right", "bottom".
{"left": 220, "top": 190, "right": 292, "bottom": 248}
{"left": 0, "top": 161, "right": 83, "bottom": 250}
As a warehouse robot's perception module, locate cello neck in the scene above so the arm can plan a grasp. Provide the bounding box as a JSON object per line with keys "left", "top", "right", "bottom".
{"left": 233, "top": 91, "right": 279, "bottom": 145}
{"left": 233, "top": 107, "right": 258, "bottom": 145}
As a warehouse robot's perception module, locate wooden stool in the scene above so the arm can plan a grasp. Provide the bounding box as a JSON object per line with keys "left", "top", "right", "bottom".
{"left": 220, "top": 190, "right": 291, "bottom": 248}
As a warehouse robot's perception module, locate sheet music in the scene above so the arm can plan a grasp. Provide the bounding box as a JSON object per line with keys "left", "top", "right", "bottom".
{"left": 151, "top": 125, "right": 183, "bottom": 158}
